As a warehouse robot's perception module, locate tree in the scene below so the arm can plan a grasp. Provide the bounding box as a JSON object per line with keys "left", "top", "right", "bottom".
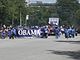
{"left": 0, "top": 0, "right": 27, "bottom": 26}
{"left": 57, "top": 0, "right": 79, "bottom": 26}
{"left": 27, "top": 4, "right": 57, "bottom": 26}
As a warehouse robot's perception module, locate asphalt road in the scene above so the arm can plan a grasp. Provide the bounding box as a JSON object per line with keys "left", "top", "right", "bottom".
{"left": 0, "top": 35, "right": 80, "bottom": 60}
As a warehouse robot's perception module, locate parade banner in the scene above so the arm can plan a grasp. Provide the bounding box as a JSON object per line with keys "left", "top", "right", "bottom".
{"left": 17, "top": 29, "right": 40, "bottom": 37}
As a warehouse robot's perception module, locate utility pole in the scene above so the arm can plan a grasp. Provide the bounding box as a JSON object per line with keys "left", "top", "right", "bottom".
{"left": 20, "top": 10, "right": 22, "bottom": 26}
{"left": 12, "top": 14, "right": 14, "bottom": 26}
{"left": 25, "top": 0, "right": 30, "bottom": 26}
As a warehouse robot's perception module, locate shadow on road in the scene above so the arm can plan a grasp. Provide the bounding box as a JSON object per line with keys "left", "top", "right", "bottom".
{"left": 55, "top": 41, "right": 80, "bottom": 44}
{"left": 46, "top": 50, "right": 80, "bottom": 60}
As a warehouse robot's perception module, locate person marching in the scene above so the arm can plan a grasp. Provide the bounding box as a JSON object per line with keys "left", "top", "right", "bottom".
{"left": 54, "top": 26, "right": 60, "bottom": 39}
{"left": 1, "top": 28, "right": 6, "bottom": 39}
{"left": 64, "top": 27, "right": 69, "bottom": 38}
{"left": 7, "top": 28, "right": 14, "bottom": 39}
{"left": 71, "top": 27, "right": 75, "bottom": 38}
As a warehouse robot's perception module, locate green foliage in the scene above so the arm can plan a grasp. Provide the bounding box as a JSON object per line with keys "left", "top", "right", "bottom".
{"left": 57, "top": 0, "right": 79, "bottom": 26}
{"left": 0, "top": 0, "right": 27, "bottom": 26}
{"left": 0, "top": 0, "right": 80, "bottom": 27}
{"left": 27, "top": 5, "right": 57, "bottom": 26}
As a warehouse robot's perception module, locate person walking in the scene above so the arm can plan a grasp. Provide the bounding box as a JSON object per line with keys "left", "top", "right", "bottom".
{"left": 8, "top": 28, "right": 14, "bottom": 39}
{"left": 54, "top": 26, "right": 60, "bottom": 39}
{"left": 1, "top": 29, "right": 6, "bottom": 39}
{"left": 64, "top": 27, "right": 69, "bottom": 38}
{"left": 71, "top": 27, "right": 75, "bottom": 38}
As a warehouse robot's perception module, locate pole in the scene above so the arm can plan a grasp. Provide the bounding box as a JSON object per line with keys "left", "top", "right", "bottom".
{"left": 20, "top": 10, "right": 22, "bottom": 26}
{"left": 12, "top": 14, "right": 14, "bottom": 26}
{"left": 25, "top": 19, "right": 27, "bottom": 26}
{"left": 12, "top": 18, "right": 14, "bottom": 26}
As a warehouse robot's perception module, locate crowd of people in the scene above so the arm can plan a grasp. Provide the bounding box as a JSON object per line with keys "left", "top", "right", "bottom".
{"left": 0, "top": 25, "right": 17, "bottom": 39}
{"left": 0, "top": 25, "right": 78, "bottom": 39}
{"left": 0, "top": 25, "right": 48, "bottom": 39}
{"left": 54, "top": 26, "right": 78, "bottom": 39}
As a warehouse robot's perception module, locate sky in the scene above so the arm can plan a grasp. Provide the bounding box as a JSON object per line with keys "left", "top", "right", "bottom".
{"left": 26, "top": 0, "right": 57, "bottom": 3}
{"left": 26, "top": 0, "right": 80, "bottom": 3}
{"left": 79, "top": 0, "right": 80, "bottom": 3}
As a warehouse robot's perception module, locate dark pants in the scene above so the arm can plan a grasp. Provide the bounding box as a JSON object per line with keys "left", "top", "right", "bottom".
{"left": 65, "top": 33, "right": 69, "bottom": 38}
{"left": 41, "top": 33, "right": 48, "bottom": 38}
{"left": 8, "top": 34, "right": 14, "bottom": 39}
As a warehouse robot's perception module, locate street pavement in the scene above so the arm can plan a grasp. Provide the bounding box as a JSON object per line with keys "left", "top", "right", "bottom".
{"left": 0, "top": 35, "right": 80, "bottom": 60}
